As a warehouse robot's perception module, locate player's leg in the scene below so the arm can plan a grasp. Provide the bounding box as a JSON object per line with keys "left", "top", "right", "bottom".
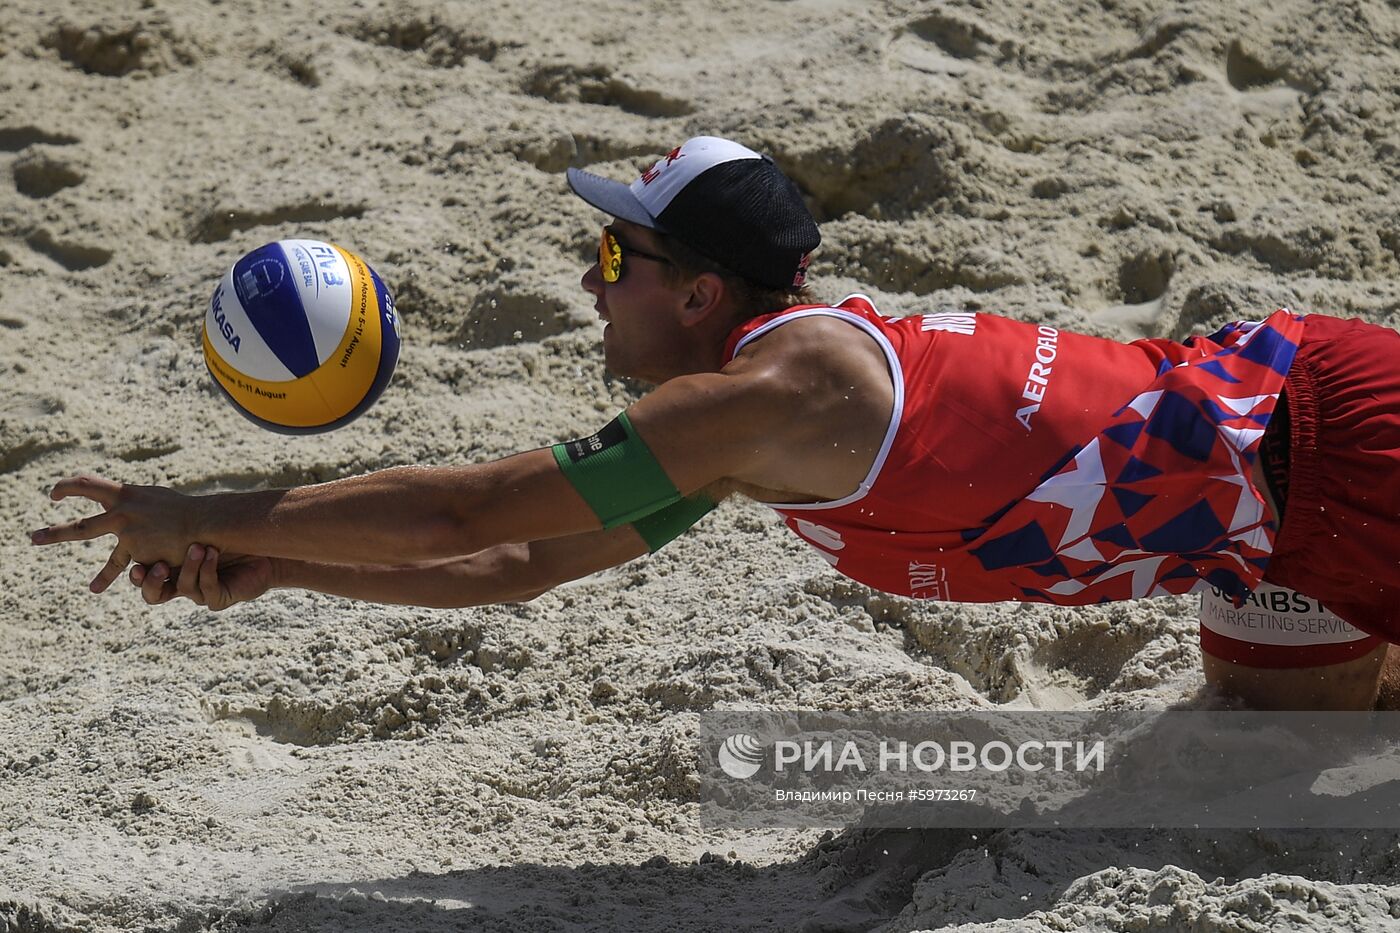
{"left": 1378, "top": 644, "right": 1400, "bottom": 709}
{"left": 1202, "top": 642, "right": 1387, "bottom": 710}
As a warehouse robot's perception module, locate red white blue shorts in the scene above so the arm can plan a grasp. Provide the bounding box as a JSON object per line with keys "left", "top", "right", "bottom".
{"left": 1203, "top": 314, "right": 1399, "bottom": 667}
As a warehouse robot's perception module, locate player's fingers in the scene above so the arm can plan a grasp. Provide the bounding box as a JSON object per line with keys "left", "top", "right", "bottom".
{"left": 152, "top": 578, "right": 180, "bottom": 605}
{"left": 130, "top": 564, "right": 147, "bottom": 586}
{"left": 90, "top": 546, "right": 131, "bottom": 594}
{"left": 176, "top": 545, "right": 206, "bottom": 600}
{"left": 30, "top": 511, "right": 122, "bottom": 546}
{"left": 48, "top": 475, "right": 121, "bottom": 506}
{"left": 199, "top": 547, "right": 223, "bottom": 610}
{"left": 141, "top": 562, "right": 171, "bottom": 605}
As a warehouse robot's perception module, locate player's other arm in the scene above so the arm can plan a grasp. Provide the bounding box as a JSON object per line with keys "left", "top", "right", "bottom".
{"left": 134, "top": 524, "right": 649, "bottom": 610}
{"left": 288, "top": 526, "right": 652, "bottom": 607}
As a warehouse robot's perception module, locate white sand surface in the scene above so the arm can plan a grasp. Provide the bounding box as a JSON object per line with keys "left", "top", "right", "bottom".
{"left": 3, "top": 0, "right": 1400, "bottom": 930}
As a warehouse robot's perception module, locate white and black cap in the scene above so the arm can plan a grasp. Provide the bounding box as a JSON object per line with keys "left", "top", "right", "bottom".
{"left": 567, "top": 136, "right": 820, "bottom": 289}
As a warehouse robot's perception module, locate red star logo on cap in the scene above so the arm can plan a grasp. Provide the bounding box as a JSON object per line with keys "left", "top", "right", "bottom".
{"left": 640, "top": 146, "right": 686, "bottom": 185}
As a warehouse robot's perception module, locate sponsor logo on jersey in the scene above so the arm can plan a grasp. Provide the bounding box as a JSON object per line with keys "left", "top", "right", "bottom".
{"left": 1015, "top": 325, "right": 1060, "bottom": 431}
{"left": 919, "top": 312, "right": 977, "bottom": 336}
{"left": 793, "top": 519, "right": 844, "bottom": 567}
{"left": 908, "top": 561, "right": 950, "bottom": 600}
{"left": 1208, "top": 585, "right": 1328, "bottom": 616}
{"left": 1201, "top": 585, "right": 1363, "bottom": 642}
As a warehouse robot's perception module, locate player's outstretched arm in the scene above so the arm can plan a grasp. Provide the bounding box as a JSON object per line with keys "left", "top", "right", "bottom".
{"left": 32, "top": 354, "right": 802, "bottom": 596}
{"left": 131, "top": 524, "right": 652, "bottom": 611}
{"left": 30, "top": 450, "right": 606, "bottom": 593}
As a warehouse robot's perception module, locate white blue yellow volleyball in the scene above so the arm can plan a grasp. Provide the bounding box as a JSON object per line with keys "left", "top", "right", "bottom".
{"left": 202, "top": 239, "right": 400, "bottom": 434}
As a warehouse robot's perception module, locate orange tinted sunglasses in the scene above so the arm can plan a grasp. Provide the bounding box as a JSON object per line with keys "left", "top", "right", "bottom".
{"left": 599, "top": 226, "right": 673, "bottom": 283}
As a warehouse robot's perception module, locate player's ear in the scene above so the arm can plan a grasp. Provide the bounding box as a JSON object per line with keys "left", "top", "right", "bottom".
{"left": 679, "top": 271, "right": 726, "bottom": 327}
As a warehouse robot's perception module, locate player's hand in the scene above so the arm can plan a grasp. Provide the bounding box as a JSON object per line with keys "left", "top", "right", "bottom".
{"left": 30, "top": 475, "right": 198, "bottom": 593}
{"left": 129, "top": 545, "right": 275, "bottom": 611}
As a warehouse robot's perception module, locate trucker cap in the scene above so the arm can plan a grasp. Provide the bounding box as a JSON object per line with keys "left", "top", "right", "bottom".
{"left": 567, "top": 136, "right": 820, "bottom": 289}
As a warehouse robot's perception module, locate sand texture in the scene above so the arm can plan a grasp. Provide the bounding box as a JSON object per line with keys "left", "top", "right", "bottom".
{"left": 4, "top": 0, "right": 1400, "bottom": 930}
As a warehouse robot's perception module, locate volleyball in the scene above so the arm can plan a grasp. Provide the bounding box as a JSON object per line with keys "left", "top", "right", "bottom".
{"left": 202, "top": 239, "right": 400, "bottom": 433}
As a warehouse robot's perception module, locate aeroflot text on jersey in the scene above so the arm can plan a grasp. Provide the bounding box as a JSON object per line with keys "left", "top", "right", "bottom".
{"left": 1016, "top": 325, "right": 1060, "bottom": 431}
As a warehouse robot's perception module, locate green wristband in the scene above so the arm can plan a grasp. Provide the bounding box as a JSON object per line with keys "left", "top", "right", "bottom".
{"left": 632, "top": 494, "right": 716, "bottom": 552}
{"left": 552, "top": 411, "right": 682, "bottom": 528}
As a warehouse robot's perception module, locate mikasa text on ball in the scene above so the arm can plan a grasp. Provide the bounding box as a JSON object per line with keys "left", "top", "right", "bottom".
{"left": 202, "top": 239, "right": 400, "bottom": 433}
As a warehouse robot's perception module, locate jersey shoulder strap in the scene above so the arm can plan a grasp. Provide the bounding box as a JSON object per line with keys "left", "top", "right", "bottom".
{"left": 721, "top": 295, "right": 884, "bottom": 364}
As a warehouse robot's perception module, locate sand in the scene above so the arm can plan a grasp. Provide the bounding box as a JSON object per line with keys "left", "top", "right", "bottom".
{"left": 3, "top": 0, "right": 1400, "bottom": 930}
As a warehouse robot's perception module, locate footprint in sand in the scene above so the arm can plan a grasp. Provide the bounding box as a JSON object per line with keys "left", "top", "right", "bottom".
{"left": 12, "top": 150, "right": 85, "bottom": 199}
{"left": 1172, "top": 280, "right": 1299, "bottom": 341}
{"left": 187, "top": 200, "right": 367, "bottom": 244}
{"left": 24, "top": 228, "right": 112, "bottom": 268}
{"left": 0, "top": 392, "right": 77, "bottom": 473}
{"left": 2, "top": 129, "right": 97, "bottom": 263}
{"left": 522, "top": 63, "right": 694, "bottom": 118}
{"left": 43, "top": 20, "right": 197, "bottom": 77}
{"left": 0, "top": 126, "right": 79, "bottom": 152}
{"left": 1219, "top": 38, "right": 1307, "bottom": 125}
{"left": 890, "top": 10, "right": 1006, "bottom": 77}
{"left": 1090, "top": 248, "right": 1176, "bottom": 338}
{"left": 24, "top": 229, "right": 112, "bottom": 271}
{"left": 1224, "top": 38, "right": 1291, "bottom": 92}
{"left": 348, "top": 13, "right": 503, "bottom": 67}
{"left": 775, "top": 114, "right": 971, "bottom": 221}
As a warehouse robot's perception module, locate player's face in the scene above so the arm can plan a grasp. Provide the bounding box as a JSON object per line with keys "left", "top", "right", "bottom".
{"left": 580, "top": 220, "right": 690, "bottom": 383}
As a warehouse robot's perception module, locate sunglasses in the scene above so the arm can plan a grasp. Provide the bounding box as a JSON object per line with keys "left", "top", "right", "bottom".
{"left": 599, "top": 226, "right": 673, "bottom": 284}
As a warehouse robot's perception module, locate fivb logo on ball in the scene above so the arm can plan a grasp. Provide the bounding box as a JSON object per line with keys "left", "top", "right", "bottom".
{"left": 202, "top": 239, "right": 400, "bottom": 434}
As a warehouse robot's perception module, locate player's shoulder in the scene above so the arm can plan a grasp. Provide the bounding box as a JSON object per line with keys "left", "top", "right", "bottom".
{"left": 727, "top": 304, "right": 885, "bottom": 371}
{"left": 715, "top": 305, "right": 894, "bottom": 430}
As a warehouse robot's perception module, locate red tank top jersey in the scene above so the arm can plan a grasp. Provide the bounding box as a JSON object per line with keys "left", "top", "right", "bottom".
{"left": 721, "top": 296, "right": 1304, "bottom": 606}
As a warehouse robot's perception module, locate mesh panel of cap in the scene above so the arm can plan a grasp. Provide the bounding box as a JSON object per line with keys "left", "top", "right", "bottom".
{"left": 656, "top": 160, "right": 820, "bottom": 288}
